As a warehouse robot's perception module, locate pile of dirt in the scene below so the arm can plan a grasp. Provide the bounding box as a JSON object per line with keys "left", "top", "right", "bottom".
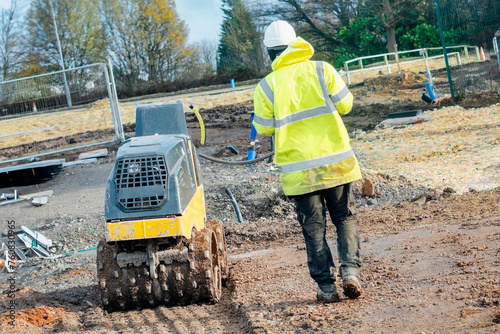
{"left": 441, "top": 89, "right": 500, "bottom": 108}
{"left": 0, "top": 287, "right": 72, "bottom": 332}
{"left": 195, "top": 103, "right": 254, "bottom": 128}
{"left": 0, "top": 306, "right": 67, "bottom": 327}
{"left": 222, "top": 185, "right": 499, "bottom": 255}
{"left": 202, "top": 156, "right": 433, "bottom": 227}
{"left": 363, "top": 71, "right": 428, "bottom": 91}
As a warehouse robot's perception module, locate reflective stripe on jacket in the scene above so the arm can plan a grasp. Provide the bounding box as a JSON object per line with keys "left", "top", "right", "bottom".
{"left": 253, "top": 37, "right": 361, "bottom": 196}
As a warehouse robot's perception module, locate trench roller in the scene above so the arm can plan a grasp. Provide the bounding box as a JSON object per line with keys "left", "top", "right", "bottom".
{"left": 97, "top": 101, "right": 228, "bottom": 311}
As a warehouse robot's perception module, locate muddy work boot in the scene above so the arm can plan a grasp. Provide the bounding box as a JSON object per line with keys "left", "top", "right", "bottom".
{"left": 342, "top": 274, "right": 362, "bottom": 299}
{"left": 317, "top": 287, "right": 341, "bottom": 303}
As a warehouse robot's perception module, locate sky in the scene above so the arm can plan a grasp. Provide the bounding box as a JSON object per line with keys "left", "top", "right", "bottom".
{"left": 0, "top": 0, "right": 15, "bottom": 10}
{"left": 0, "top": 0, "right": 225, "bottom": 45}
{"left": 174, "top": 0, "right": 224, "bottom": 44}
{"left": 0, "top": 0, "right": 28, "bottom": 12}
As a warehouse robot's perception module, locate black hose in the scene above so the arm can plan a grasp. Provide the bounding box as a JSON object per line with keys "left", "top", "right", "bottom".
{"left": 268, "top": 136, "right": 274, "bottom": 164}
{"left": 225, "top": 188, "right": 243, "bottom": 224}
{"left": 198, "top": 151, "right": 274, "bottom": 165}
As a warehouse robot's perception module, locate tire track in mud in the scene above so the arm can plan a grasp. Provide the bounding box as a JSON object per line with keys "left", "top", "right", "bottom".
{"left": 79, "top": 286, "right": 251, "bottom": 334}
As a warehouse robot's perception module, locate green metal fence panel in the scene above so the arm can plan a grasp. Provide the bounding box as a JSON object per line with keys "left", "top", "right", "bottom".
{"left": 435, "top": 0, "right": 500, "bottom": 97}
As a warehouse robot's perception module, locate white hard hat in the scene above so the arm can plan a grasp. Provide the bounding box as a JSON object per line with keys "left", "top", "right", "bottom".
{"left": 263, "top": 20, "right": 296, "bottom": 48}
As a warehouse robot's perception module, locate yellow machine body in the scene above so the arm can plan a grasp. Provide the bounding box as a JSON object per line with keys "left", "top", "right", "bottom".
{"left": 105, "top": 185, "right": 206, "bottom": 242}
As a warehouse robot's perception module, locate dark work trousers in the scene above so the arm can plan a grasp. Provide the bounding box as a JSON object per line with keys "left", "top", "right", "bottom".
{"left": 293, "top": 183, "right": 361, "bottom": 293}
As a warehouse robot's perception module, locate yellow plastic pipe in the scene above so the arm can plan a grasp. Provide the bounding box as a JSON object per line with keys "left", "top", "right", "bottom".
{"left": 189, "top": 104, "right": 206, "bottom": 145}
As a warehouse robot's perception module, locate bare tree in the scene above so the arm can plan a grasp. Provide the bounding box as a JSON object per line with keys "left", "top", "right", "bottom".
{"left": 26, "top": 0, "right": 106, "bottom": 72}
{"left": 102, "top": 0, "right": 190, "bottom": 90}
{"left": 197, "top": 39, "right": 218, "bottom": 71}
{"left": 0, "top": 0, "right": 21, "bottom": 80}
{"left": 248, "top": 0, "right": 360, "bottom": 56}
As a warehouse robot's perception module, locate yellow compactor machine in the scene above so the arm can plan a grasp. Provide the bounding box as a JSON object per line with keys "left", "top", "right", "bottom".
{"left": 96, "top": 101, "right": 227, "bottom": 311}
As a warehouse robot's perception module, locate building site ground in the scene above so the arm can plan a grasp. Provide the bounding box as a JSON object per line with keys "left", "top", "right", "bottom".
{"left": 0, "top": 70, "right": 499, "bottom": 333}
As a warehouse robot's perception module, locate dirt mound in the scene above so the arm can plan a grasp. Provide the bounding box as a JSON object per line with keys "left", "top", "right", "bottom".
{"left": 196, "top": 103, "right": 253, "bottom": 127}
{"left": 222, "top": 186, "right": 499, "bottom": 255}
{"left": 439, "top": 89, "right": 500, "bottom": 108}
{"left": 203, "top": 165, "right": 433, "bottom": 230}
{"left": 363, "top": 71, "right": 428, "bottom": 91}
{"left": 0, "top": 307, "right": 67, "bottom": 327}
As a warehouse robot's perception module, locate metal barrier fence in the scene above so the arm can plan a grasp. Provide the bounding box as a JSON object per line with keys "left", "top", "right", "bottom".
{"left": 343, "top": 45, "right": 480, "bottom": 86}
{"left": 435, "top": 0, "right": 500, "bottom": 96}
{"left": 0, "top": 62, "right": 124, "bottom": 165}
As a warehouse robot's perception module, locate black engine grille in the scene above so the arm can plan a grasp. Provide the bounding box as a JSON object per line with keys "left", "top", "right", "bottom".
{"left": 115, "top": 156, "right": 167, "bottom": 210}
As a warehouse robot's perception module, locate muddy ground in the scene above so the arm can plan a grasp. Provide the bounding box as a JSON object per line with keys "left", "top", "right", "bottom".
{"left": 0, "top": 73, "right": 499, "bottom": 333}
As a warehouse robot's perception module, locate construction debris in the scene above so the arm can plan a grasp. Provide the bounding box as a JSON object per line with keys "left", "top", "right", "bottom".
{"left": 377, "top": 113, "right": 431, "bottom": 128}
{"left": 62, "top": 158, "right": 98, "bottom": 168}
{"left": 0, "top": 190, "right": 53, "bottom": 206}
{"left": 0, "top": 225, "right": 59, "bottom": 271}
{"left": 0, "top": 190, "right": 24, "bottom": 206}
{"left": 31, "top": 196, "right": 48, "bottom": 206}
{"left": 24, "top": 190, "right": 53, "bottom": 200}
{"left": 60, "top": 148, "right": 107, "bottom": 168}
{"left": 17, "top": 226, "right": 57, "bottom": 258}
{"left": 77, "top": 148, "right": 108, "bottom": 160}
{"left": 0, "top": 192, "right": 16, "bottom": 200}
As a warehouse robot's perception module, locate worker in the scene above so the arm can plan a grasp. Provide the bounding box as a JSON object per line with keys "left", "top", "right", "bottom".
{"left": 252, "top": 20, "right": 362, "bottom": 303}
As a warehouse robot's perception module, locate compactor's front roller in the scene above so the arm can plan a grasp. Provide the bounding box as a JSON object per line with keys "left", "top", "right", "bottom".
{"left": 97, "top": 102, "right": 228, "bottom": 311}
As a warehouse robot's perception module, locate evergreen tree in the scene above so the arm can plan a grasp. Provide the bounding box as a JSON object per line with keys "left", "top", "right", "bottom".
{"left": 217, "top": 0, "right": 263, "bottom": 79}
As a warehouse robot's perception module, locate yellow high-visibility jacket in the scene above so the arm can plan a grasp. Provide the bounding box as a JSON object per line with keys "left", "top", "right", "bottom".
{"left": 253, "top": 37, "right": 361, "bottom": 196}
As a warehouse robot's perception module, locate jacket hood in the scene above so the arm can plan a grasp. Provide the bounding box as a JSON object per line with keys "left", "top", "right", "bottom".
{"left": 272, "top": 37, "right": 314, "bottom": 70}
